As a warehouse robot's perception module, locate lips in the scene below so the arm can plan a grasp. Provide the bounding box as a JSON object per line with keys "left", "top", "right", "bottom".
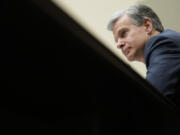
{"left": 117, "top": 44, "right": 131, "bottom": 57}
{"left": 122, "top": 47, "right": 130, "bottom": 56}
{"left": 124, "top": 49, "right": 129, "bottom": 56}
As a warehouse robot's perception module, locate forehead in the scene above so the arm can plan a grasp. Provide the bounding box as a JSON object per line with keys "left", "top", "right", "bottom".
{"left": 113, "top": 14, "right": 132, "bottom": 33}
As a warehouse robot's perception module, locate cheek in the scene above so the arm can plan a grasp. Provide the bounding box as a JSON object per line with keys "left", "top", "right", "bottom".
{"left": 126, "top": 33, "right": 139, "bottom": 44}
{"left": 131, "top": 35, "right": 144, "bottom": 47}
{"left": 127, "top": 37, "right": 138, "bottom": 47}
{"left": 126, "top": 36, "right": 134, "bottom": 44}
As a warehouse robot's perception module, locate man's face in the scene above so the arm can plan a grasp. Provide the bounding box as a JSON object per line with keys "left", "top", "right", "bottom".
{"left": 113, "top": 14, "right": 149, "bottom": 62}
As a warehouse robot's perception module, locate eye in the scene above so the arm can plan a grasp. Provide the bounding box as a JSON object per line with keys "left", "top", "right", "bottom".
{"left": 115, "top": 29, "right": 128, "bottom": 42}
{"left": 120, "top": 31, "right": 127, "bottom": 38}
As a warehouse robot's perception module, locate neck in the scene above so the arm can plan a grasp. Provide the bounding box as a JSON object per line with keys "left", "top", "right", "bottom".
{"left": 134, "top": 30, "right": 161, "bottom": 64}
{"left": 150, "top": 29, "right": 161, "bottom": 39}
{"left": 136, "top": 57, "right": 145, "bottom": 64}
{"left": 138, "top": 30, "right": 160, "bottom": 64}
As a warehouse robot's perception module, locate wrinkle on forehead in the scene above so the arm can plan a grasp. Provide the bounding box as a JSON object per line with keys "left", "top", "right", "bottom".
{"left": 113, "top": 15, "right": 131, "bottom": 31}
{"left": 113, "top": 14, "right": 131, "bottom": 42}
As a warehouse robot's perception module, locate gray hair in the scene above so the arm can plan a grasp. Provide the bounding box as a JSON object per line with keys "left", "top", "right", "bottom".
{"left": 107, "top": 4, "right": 164, "bottom": 32}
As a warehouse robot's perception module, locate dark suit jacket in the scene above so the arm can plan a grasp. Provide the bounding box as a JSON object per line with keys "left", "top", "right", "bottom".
{"left": 145, "top": 30, "right": 180, "bottom": 103}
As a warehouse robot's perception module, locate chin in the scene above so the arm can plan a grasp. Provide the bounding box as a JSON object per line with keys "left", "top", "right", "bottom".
{"left": 128, "top": 59, "right": 134, "bottom": 62}
{"left": 127, "top": 56, "right": 135, "bottom": 62}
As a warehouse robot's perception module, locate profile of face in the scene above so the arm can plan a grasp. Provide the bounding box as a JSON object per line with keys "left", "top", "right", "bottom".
{"left": 113, "top": 14, "right": 150, "bottom": 62}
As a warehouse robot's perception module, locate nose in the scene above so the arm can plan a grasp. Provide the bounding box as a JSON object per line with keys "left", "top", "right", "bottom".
{"left": 117, "top": 39, "right": 125, "bottom": 49}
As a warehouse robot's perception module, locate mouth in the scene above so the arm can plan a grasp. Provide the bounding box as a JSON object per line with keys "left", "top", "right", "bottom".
{"left": 123, "top": 48, "right": 130, "bottom": 57}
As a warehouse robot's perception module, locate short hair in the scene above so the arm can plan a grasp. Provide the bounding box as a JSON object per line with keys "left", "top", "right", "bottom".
{"left": 107, "top": 4, "right": 164, "bottom": 32}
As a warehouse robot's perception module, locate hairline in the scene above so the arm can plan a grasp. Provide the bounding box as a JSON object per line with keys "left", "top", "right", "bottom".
{"left": 107, "top": 11, "right": 144, "bottom": 31}
{"left": 107, "top": 4, "right": 164, "bottom": 32}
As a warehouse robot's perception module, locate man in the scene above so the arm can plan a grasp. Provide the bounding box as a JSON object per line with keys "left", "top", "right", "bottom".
{"left": 107, "top": 3, "right": 180, "bottom": 105}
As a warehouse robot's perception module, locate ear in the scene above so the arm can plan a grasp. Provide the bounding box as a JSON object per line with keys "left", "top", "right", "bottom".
{"left": 143, "top": 18, "right": 153, "bottom": 35}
